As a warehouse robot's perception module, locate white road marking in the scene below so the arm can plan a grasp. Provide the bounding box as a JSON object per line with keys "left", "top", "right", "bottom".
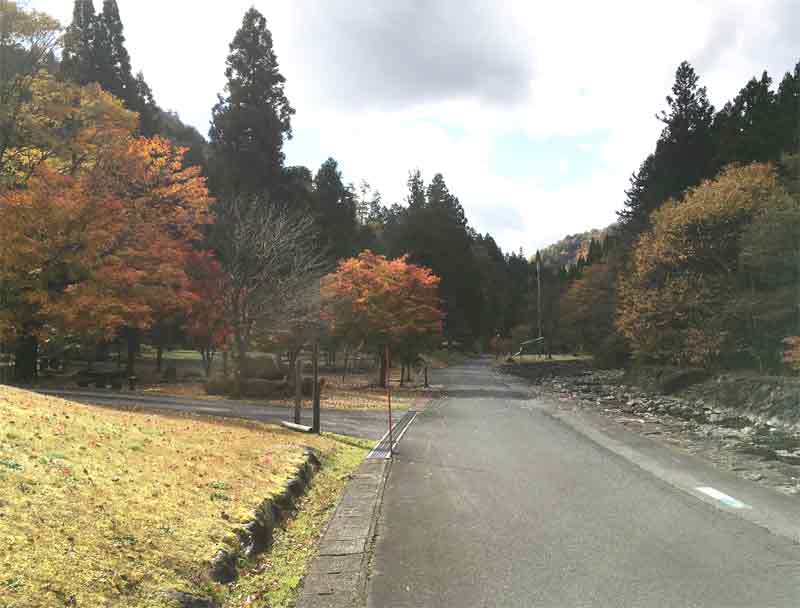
{"left": 696, "top": 486, "right": 751, "bottom": 509}
{"left": 367, "top": 426, "right": 393, "bottom": 459}
{"left": 367, "top": 411, "right": 419, "bottom": 459}
{"left": 392, "top": 411, "right": 418, "bottom": 446}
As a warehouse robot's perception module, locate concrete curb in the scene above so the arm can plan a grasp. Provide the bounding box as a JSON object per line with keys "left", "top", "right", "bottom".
{"left": 295, "top": 458, "right": 390, "bottom": 608}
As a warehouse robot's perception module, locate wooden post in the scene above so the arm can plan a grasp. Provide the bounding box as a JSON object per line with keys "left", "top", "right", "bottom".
{"left": 312, "top": 342, "right": 320, "bottom": 434}
{"left": 294, "top": 358, "right": 302, "bottom": 425}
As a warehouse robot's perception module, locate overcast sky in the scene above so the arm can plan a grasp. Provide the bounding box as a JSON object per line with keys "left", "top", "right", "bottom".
{"left": 33, "top": 0, "right": 800, "bottom": 253}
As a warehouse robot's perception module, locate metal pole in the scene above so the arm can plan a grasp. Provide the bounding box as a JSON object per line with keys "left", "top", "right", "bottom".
{"left": 312, "top": 342, "right": 320, "bottom": 433}
{"left": 386, "top": 345, "right": 393, "bottom": 457}
{"left": 294, "top": 357, "right": 302, "bottom": 425}
{"left": 537, "top": 256, "right": 543, "bottom": 340}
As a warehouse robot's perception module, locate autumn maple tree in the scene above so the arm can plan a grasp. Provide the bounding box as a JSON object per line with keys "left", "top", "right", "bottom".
{"left": 184, "top": 250, "right": 231, "bottom": 377}
{"left": 321, "top": 251, "right": 443, "bottom": 387}
{"left": 0, "top": 133, "right": 213, "bottom": 378}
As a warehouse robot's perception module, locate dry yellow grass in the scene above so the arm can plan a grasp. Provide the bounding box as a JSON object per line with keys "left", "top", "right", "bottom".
{"left": 141, "top": 370, "right": 426, "bottom": 412}
{"left": 0, "top": 386, "right": 350, "bottom": 608}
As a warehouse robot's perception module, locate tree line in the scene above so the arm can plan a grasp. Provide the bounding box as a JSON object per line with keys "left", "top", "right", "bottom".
{"left": 0, "top": 2, "right": 532, "bottom": 387}
{"left": 540, "top": 60, "right": 800, "bottom": 373}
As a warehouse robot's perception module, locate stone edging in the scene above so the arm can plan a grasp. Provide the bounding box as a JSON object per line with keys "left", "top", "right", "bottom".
{"left": 163, "top": 448, "right": 321, "bottom": 608}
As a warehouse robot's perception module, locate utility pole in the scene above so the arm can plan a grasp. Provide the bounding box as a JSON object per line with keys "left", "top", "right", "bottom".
{"left": 536, "top": 254, "right": 543, "bottom": 340}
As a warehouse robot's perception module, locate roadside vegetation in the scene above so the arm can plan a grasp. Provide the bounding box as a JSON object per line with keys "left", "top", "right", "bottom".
{"left": 222, "top": 434, "right": 373, "bottom": 608}
{"left": 504, "top": 60, "right": 800, "bottom": 377}
{"left": 0, "top": 387, "right": 368, "bottom": 608}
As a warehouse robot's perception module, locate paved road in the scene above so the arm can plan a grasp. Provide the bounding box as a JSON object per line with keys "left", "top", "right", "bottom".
{"left": 367, "top": 360, "right": 800, "bottom": 607}
{"left": 35, "top": 388, "right": 390, "bottom": 440}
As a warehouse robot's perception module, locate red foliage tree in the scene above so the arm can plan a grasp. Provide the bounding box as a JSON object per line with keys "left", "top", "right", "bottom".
{"left": 1, "top": 137, "right": 213, "bottom": 375}
{"left": 321, "top": 251, "right": 443, "bottom": 387}
{"left": 185, "top": 250, "right": 231, "bottom": 377}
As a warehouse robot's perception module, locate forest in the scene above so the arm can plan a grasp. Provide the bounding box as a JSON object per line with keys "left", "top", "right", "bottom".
{"left": 549, "top": 60, "right": 800, "bottom": 373}
{"left": 1, "top": 1, "right": 799, "bottom": 387}
{"left": 0, "top": 1, "right": 531, "bottom": 388}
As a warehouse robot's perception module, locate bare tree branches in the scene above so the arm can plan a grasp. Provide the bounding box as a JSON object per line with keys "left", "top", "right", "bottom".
{"left": 212, "top": 196, "right": 329, "bottom": 395}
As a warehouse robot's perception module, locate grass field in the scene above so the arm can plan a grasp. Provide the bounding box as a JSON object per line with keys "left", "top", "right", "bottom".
{"left": 0, "top": 386, "right": 371, "bottom": 608}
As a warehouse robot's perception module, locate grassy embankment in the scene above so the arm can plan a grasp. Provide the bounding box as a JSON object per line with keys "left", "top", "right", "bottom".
{"left": 0, "top": 386, "right": 371, "bottom": 608}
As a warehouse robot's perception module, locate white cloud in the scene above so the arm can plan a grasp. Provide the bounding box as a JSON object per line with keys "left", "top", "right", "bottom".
{"left": 31, "top": 0, "right": 800, "bottom": 252}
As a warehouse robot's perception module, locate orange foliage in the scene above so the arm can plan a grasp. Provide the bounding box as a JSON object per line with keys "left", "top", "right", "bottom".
{"left": 0, "top": 137, "right": 213, "bottom": 343}
{"left": 185, "top": 250, "right": 231, "bottom": 353}
{"left": 321, "top": 251, "right": 443, "bottom": 356}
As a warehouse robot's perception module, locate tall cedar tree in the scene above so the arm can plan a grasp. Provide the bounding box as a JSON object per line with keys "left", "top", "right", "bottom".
{"left": 61, "top": 0, "right": 159, "bottom": 135}
{"left": 209, "top": 7, "right": 295, "bottom": 197}
{"left": 387, "top": 172, "right": 483, "bottom": 343}
{"left": 94, "top": 0, "right": 132, "bottom": 103}
{"left": 313, "top": 158, "right": 358, "bottom": 260}
{"left": 61, "top": 0, "right": 97, "bottom": 85}
{"left": 619, "top": 62, "right": 715, "bottom": 238}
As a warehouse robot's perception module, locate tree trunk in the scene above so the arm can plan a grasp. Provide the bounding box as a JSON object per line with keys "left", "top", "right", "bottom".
{"left": 200, "top": 347, "right": 214, "bottom": 378}
{"left": 222, "top": 350, "right": 229, "bottom": 378}
{"left": 342, "top": 349, "right": 350, "bottom": 382}
{"left": 13, "top": 332, "right": 38, "bottom": 383}
{"left": 156, "top": 345, "right": 163, "bottom": 373}
{"left": 294, "top": 357, "right": 302, "bottom": 424}
{"left": 233, "top": 331, "right": 247, "bottom": 399}
{"left": 378, "top": 348, "right": 388, "bottom": 388}
{"left": 125, "top": 329, "right": 139, "bottom": 377}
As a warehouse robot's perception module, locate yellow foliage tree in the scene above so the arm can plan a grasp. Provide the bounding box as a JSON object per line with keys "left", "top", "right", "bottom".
{"left": 618, "top": 163, "right": 796, "bottom": 367}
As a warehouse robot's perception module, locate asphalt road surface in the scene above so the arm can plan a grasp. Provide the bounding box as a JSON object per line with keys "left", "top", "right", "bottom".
{"left": 35, "top": 388, "right": 391, "bottom": 440}
{"left": 367, "top": 359, "right": 800, "bottom": 607}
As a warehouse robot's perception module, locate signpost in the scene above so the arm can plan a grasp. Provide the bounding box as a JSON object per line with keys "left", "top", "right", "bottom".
{"left": 385, "top": 345, "right": 393, "bottom": 457}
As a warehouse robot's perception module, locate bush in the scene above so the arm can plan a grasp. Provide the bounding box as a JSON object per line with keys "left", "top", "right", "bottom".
{"left": 205, "top": 376, "right": 231, "bottom": 395}
{"left": 242, "top": 378, "right": 286, "bottom": 398}
{"left": 592, "top": 332, "right": 631, "bottom": 369}
{"left": 243, "top": 354, "right": 284, "bottom": 380}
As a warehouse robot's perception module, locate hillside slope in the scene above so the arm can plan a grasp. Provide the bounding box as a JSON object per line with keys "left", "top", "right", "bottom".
{"left": 538, "top": 224, "right": 617, "bottom": 269}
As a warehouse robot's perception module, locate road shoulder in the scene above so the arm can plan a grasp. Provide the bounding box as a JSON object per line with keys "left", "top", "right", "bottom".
{"left": 530, "top": 391, "right": 800, "bottom": 543}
